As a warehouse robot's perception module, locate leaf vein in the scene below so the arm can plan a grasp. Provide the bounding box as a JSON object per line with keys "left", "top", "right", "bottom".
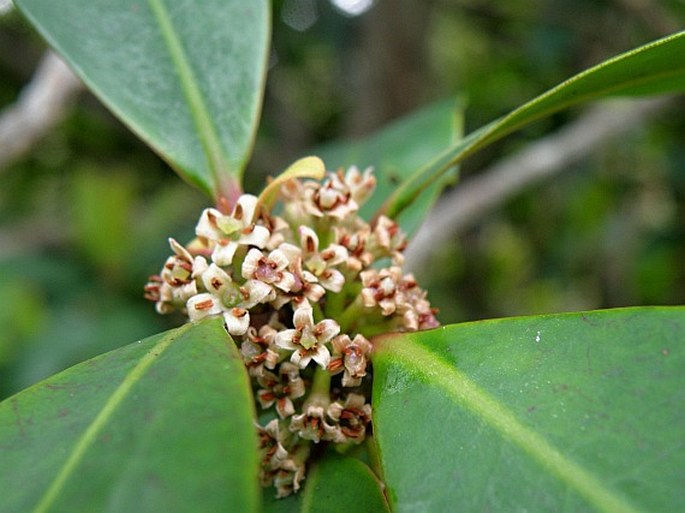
{"left": 147, "top": 0, "right": 229, "bottom": 194}
{"left": 387, "top": 339, "right": 644, "bottom": 513}
{"left": 31, "top": 325, "right": 188, "bottom": 513}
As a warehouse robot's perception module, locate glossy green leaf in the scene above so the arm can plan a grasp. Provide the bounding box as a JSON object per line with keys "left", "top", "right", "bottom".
{"left": 14, "top": 0, "right": 270, "bottom": 198}
{"left": 0, "top": 318, "right": 260, "bottom": 513}
{"left": 262, "top": 453, "right": 390, "bottom": 513}
{"left": 384, "top": 30, "right": 685, "bottom": 218}
{"left": 372, "top": 307, "right": 685, "bottom": 512}
{"left": 317, "top": 98, "right": 463, "bottom": 235}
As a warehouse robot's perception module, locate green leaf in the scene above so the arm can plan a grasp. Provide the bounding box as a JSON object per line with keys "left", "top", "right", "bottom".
{"left": 384, "top": 30, "right": 685, "bottom": 219}
{"left": 14, "top": 0, "right": 270, "bottom": 198}
{"left": 372, "top": 307, "right": 685, "bottom": 512}
{"left": 0, "top": 318, "right": 260, "bottom": 513}
{"left": 317, "top": 98, "right": 463, "bottom": 235}
{"left": 262, "top": 453, "right": 390, "bottom": 513}
{"left": 258, "top": 156, "right": 326, "bottom": 211}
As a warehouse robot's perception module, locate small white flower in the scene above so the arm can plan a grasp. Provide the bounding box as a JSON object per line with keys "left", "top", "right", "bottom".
{"left": 360, "top": 266, "right": 404, "bottom": 315}
{"left": 298, "top": 226, "right": 347, "bottom": 292}
{"left": 273, "top": 458, "right": 307, "bottom": 498}
{"left": 256, "top": 419, "right": 290, "bottom": 472}
{"left": 147, "top": 263, "right": 194, "bottom": 314}
{"left": 186, "top": 263, "right": 275, "bottom": 335}
{"left": 242, "top": 247, "right": 298, "bottom": 292}
{"left": 326, "top": 393, "right": 372, "bottom": 444}
{"left": 299, "top": 269, "right": 326, "bottom": 303}
{"left": 335, "top": 225, "right": 374, "bottom": 272}
{"left": 196, "top": 195, "right": 271, "bottom": 266}
{"left": 241, "top": 324, "right": 282, "bottom": 377}
{"left": 369, "top": 215, "right": 407, "bottom": 257}
{"left": 341, "top": 165, "right": 376, "bottom": 206}
{"left": 328, "top": 334, "right": 373, "bottom": 387}
{"left": 289, "top": 404, "right": 340, "bottom": 443}
{"left": 257, "top": 363, "right": 306, "bottom": 418}
{"left": 275, "top": 301, "right": 339, "bottom": 369}
{"left": 306, "top": 179, "right": 358, "bottom": 219}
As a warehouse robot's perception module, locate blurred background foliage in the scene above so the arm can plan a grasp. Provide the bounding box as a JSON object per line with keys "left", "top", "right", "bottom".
{"left": 0, "top": 0, "right": 683, "bottom": 399}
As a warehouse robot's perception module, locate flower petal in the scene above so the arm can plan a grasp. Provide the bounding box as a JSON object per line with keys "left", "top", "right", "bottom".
{"left": 293, "top": 301, "right": 314, "bottom": 328}
{"left": 191, "top": 256, "right": 209, "bottom": 278}
{"left": 201, "top": 263, "right": 232, "bottom": 294}
{"left": 224, "top": 307, "right": 250, "bottom": 336}
{"left": 298, "top": 226, "right": 319, "bottom": 255}
{"left": 187, "top": 293, "right": 222, "bottom": 321}
{"left": 290, "top": 350, "right": 312, "bottom": 369}
{"left": 275, "top": 329, "right": 298, "bottom": 351}
{"left": 168, "top": 238, "right": 193, "bottom": 261}
{"left": 241, "top": 279, "right": 275, "bottom": 308}
{"left": 269, "top": 248, "right": 292, "bottom": 271}
{"left": 274, "top": 272, "right": 296, "bottom": 292}
{"left": 239, "top": 225, "right": 270, "bottom": 249}
{"left": 319, "top": 269, "right": 345, "bottom": 293}
{"left": 242, "top": 248, "right": 263, "bottom": 279}
{"left": 233, "top": 194, "right": 259, "bottom": 224}
{"left": 195, "top": 208, "right": 224, "bottom": 240}
{"left": 311, "top": 344, "right": 331, "bottom": 369}
{"left": 320, "top": 244, "right": 348, "bottom": 266}
{"left": 316, "top": 319, "right": 340, "bottom": 344}
{"left": 211, "top": 241, "right": 238, "bottom": 266}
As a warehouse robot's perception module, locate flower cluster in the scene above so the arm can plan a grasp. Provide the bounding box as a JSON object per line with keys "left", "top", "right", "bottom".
{"left": 145, "top": 163, "right": 438, "bottom": 497}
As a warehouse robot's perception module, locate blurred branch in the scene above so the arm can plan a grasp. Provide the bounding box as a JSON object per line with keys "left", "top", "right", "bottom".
{"left": 0, "top": 217, "right": 64, "bottom": 259}
{"left": 611, "top": 0, "right": 679, "bottom": 35}
{"left": 0, "top": 51, "right": 82, "bottom": 170}
{"left": 405, "top": 97, "right": 673, "bottom": 273}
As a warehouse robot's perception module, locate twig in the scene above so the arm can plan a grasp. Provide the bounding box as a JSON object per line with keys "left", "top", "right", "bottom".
{"left": 0, "top": 217, "right": 65, "bottom": 259}
{"left": 404, "top": 97, "right": 672, "bottom": 273}
{"left": 611, "top": 0, "right": 679, "bottom": 36}
{"left": 0, "top": 51, "right": 82, "bottom": 170}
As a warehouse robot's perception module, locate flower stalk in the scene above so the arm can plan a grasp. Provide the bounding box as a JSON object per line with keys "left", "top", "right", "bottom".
{"left": 337, "top": 295, "right": 365, "bottom": 333}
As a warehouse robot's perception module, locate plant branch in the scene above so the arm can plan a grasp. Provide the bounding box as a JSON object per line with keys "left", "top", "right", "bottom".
{"left": 0, "top": 217, "right": 64, "bottom": 259}
{"left": 0, "top": 51, "right": 83, "bottom": 170}
{"left": 611, "top": 0, "right": 679, "bottom": 36}
{"left": 404, "top": 97, "right": 673, "bottom": 273}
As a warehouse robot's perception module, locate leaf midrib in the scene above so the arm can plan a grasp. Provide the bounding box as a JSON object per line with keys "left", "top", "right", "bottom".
{"left": 31, "top": 324, "right": 189, "bottom": 513}
{"left": 379, "top": 339, "right": 644, "bottom": 513}
{"left": 147, "top": 0, "right": 230, "bottom": 193}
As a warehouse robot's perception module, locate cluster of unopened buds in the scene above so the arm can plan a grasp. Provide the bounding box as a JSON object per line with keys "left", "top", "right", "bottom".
{"left": 145, "top": 160, "right": 438, "bottom": 497}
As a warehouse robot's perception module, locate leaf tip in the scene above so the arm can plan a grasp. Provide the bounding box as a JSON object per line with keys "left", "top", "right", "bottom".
{"left": 257, "top": 156, "right": 327, "bottom": 209}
